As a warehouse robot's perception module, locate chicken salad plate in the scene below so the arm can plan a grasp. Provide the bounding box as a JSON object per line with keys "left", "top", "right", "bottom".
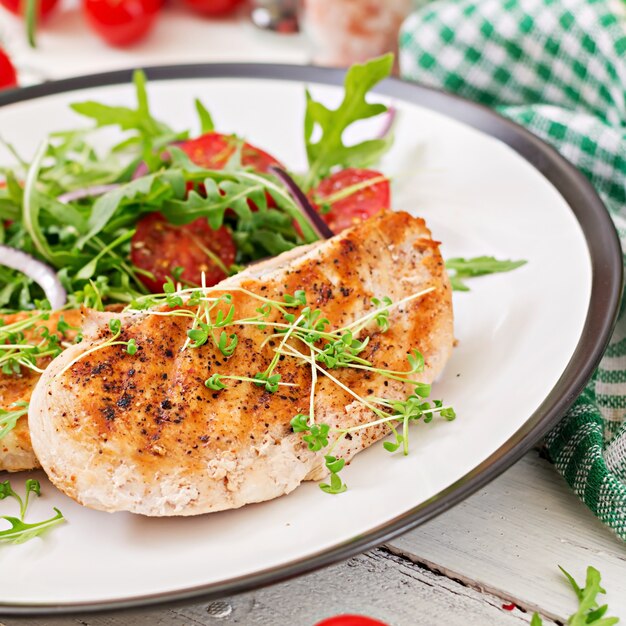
{"left": 0, "top": 58, "right": 621, "bottom": 613}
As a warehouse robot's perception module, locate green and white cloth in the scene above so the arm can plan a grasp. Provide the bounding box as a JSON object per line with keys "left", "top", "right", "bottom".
{"left": 399, "top": 0, "right": 626, "bottom": 541}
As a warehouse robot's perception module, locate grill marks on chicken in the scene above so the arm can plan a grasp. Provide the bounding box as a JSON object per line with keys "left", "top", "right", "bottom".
{"left": 29, "top": 211, "right": 454, "bottom": 516}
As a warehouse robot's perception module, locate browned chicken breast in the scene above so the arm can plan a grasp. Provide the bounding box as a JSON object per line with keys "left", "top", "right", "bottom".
{"left": 0, "top": 309, "right": 82, "bottom": 472}
{"left": 29, "top": 211, "right": 454, "bottom": 516}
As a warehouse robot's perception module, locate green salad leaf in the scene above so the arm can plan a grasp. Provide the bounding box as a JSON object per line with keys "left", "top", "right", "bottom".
{"left": 446, "top": 256, "right": 527, "bottom": 291}
{"left": 302, "top": 54, "right": 394, "bottom": 190}
{"left": 71, "top": 70, "right": 184, "bottom": 150}
{"left": 0, "top": 402, "right": 29, "bottom": 439}
{"left": 531, "top": 566, "right": 619, "bottom": 625}
{"left": 195, "top": 98, "right": 215, "bottom": 134}
{"left": 1, "top": 479, "right": 65, "bottom": 544}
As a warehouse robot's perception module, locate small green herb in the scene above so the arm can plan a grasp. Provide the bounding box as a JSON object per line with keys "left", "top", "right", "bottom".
{"left": 283, "top": 290, "right": 307, "bottom": 307}
{"left": 371, "top": 296, "right": 393, "bottom": 331}
{"left": 253, "top": 371, "right": 282, "bottom": 393}
{"left": 302, "top": 423, "right": 330, "bottom": 452}
{"left": 290, "top": 413, "right": 310, "bottom": 433}
{"left": 319, "top": 472, "right": 347, "bottom": 495}
{"left": 205, "top": 373, "right": 227, "bottom": 390}
{"left": 531, "top": 566, "right": 619, "bottom": 625}
{"left": 446, "top": 256, "right": 527, "bottom": 291}
{"left": 0, "top": 479, "right": 65, "bottom": 545}
{"left": 217, "top": 331, "right": 238, "bottom": 357}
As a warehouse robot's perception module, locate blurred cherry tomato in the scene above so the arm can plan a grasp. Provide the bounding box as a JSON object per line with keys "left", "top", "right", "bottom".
{"left": 315, "top": 616, "right": 389, "bottom": 626}
{"left": 0, "top": 0, "right": 58, "bottom": 17}
{"left": 181, "top": 0, "right": 244, "bottom": 16}
{"left": 83, "top": 0, "right": 160, "bottom": 47}
{"left": 0, "top": 48, "right": 17, "bottom": 90}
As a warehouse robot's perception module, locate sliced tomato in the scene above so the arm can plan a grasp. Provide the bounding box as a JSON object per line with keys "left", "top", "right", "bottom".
{"left": 130, "top": 212, "right": 236, "bottom": 292}
{"left": 83, "top": 0, "right": 160, "bottom": 47}
{"left": 180, "top": 132, "right": 282, "bottom": 173}
{"left": 315, "top": 616, "right": 389, "bottom": 626}
{"left": 0, "top": 48, "right": 17, "bottom": 90}
{"left": 309, "top": 168, "right": 390, "bottom": 234}
{"left": 0, "top": 0, "right": 58, "bottom": 17}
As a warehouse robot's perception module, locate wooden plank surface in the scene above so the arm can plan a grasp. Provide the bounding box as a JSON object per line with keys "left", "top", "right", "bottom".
{"left": 0, "top": 549, "right": 558, "bottom": 626}
{"left": 388, "top": 451, "right": 626, "bottom": 622}
{"left": 1, "top": 451, "right": 623, "bottom": 625}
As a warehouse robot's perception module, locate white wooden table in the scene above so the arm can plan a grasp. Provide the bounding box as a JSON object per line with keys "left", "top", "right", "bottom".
{"left": 0, "top": 8, "right": 624, "bottom": 625}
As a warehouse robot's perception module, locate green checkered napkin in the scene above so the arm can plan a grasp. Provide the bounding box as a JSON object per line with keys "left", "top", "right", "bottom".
{"left": 399, "top": 0, "right": 626, "bottom": 541}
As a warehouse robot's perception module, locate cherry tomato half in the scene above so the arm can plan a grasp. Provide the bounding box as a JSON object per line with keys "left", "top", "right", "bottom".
{"left": 0, "top": 0, "right": 58, "bottom": 17}
{"left": 181, "top": 0, "right": 244, "bottom": 16}
{"left": 130, "top": 212, "right": 236, "bottom": 292}
{"left": 309, "top": 168, "right": 390, "bottom": 234}
{"left": 83, "top": 0, "right": 160, "bottom": 47}
{"left": 0, "top": 48, "right": 17, "bottom": 90}
{"left": 180, "top": 132, "right": 283, "bottom": 173}
{"left": 315, "top": 615, "right": 389, "bottom": 626}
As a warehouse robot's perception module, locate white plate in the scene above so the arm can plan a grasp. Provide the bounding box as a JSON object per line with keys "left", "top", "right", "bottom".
{"left": 0, "top": 65, "right": 620, "bottom": 614}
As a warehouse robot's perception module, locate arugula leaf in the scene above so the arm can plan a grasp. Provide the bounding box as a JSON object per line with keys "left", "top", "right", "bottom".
{"left": 0, "top": 479, "right": 65, "bottom": 544}
{"left": 0, "top": 402, "right": 29, "bottom": 439}
{"left": 77, "top": 170, "right": 185, "bottom": 248}
{"left": 303, "top": 54, "right": 394, "bottom": 190}
{"left": 195, "top": 98, "right": 215, "bottom": 134}
{"left": 531, "top": 566, "right": 619, "bottom": 626}
{"left": 71, "top": 70, "right": 181, "bottom": 146}
{"left": 0, "top": 509, "right": 65, "bottom": 544}
{"left": 446, "top": 256, "right": 527, "bottom": 291}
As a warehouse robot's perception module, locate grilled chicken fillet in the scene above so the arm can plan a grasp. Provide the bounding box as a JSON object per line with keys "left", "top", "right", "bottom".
{"left": 29, "top": 211, "right": 454, "bottom": 516}
{"left": 0, "top": 309, "right": 82, "bottom": 472}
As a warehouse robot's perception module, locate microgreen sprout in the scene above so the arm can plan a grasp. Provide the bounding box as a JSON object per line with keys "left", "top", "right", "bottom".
{"left": 58, "top": 317, "right": 139, "bottom": 377}
{"left": 217, "top": 331, "right": 238, "bottom": 357}
{"left": 319, "top": 472, "right": 348, "bottom": 495}
{"left": 119, "top": 280, "right": 454, "bottom": 495}
{"left": 205, "top": 372, "right": 298, "bottom": 392}
{"left": 371, "top": 296, "right": 393, "bottom": 331}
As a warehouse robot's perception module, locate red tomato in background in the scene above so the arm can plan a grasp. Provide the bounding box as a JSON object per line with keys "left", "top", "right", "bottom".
{"left": 83, "top": 0, "right": 160, "bottom": 47}
{"left": 130, "top": 212, "right": 236, "bottom": 292}
{"left": 180, "top": 132, "right": 283, "bottom": 173}
{"left": 0, "top": 48, "right": 17, "bottom": 90}
{"left": 309, "top": 168, "right": 390, "bottom": 234}
{"left": 0, "top": 0, "right": 58, "bottom": 17}
{"left": 315, "top": 616, "right": 389, "bottom": 626}
{"left": 181, "top": 0, "right": 244, "bottom": 16}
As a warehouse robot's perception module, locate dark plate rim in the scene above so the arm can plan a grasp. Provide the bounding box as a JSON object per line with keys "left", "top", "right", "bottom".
{"left": 0, "top": 63, "right": 622, "bottom": 616}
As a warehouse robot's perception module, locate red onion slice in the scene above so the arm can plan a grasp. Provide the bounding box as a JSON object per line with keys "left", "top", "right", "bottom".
{"left": 0, "top": 245, "right": 67, "bottom": 309}
{"left": 57, "top": 184, "right": 120, "bottom": 205}
{"left": 269, "top": 166, "right": 334, "bottom": 240}
{"left": 132, "top": 161, "right": 149, "bottom": 180}
{"left": 377, "top": 106, "right": 397, "bottom": 140}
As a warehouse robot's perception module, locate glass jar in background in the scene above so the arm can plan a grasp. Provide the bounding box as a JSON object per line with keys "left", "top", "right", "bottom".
{"left": 300, "top": 0, "right": 412, "bottom": 67}
{"left": 250, "top": 0, "right": 300, "bottom": 33}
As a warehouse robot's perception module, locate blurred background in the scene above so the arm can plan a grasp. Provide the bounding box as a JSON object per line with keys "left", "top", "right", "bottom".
{"left": 0, "top": 0, "right": 424, "bottom": 88}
